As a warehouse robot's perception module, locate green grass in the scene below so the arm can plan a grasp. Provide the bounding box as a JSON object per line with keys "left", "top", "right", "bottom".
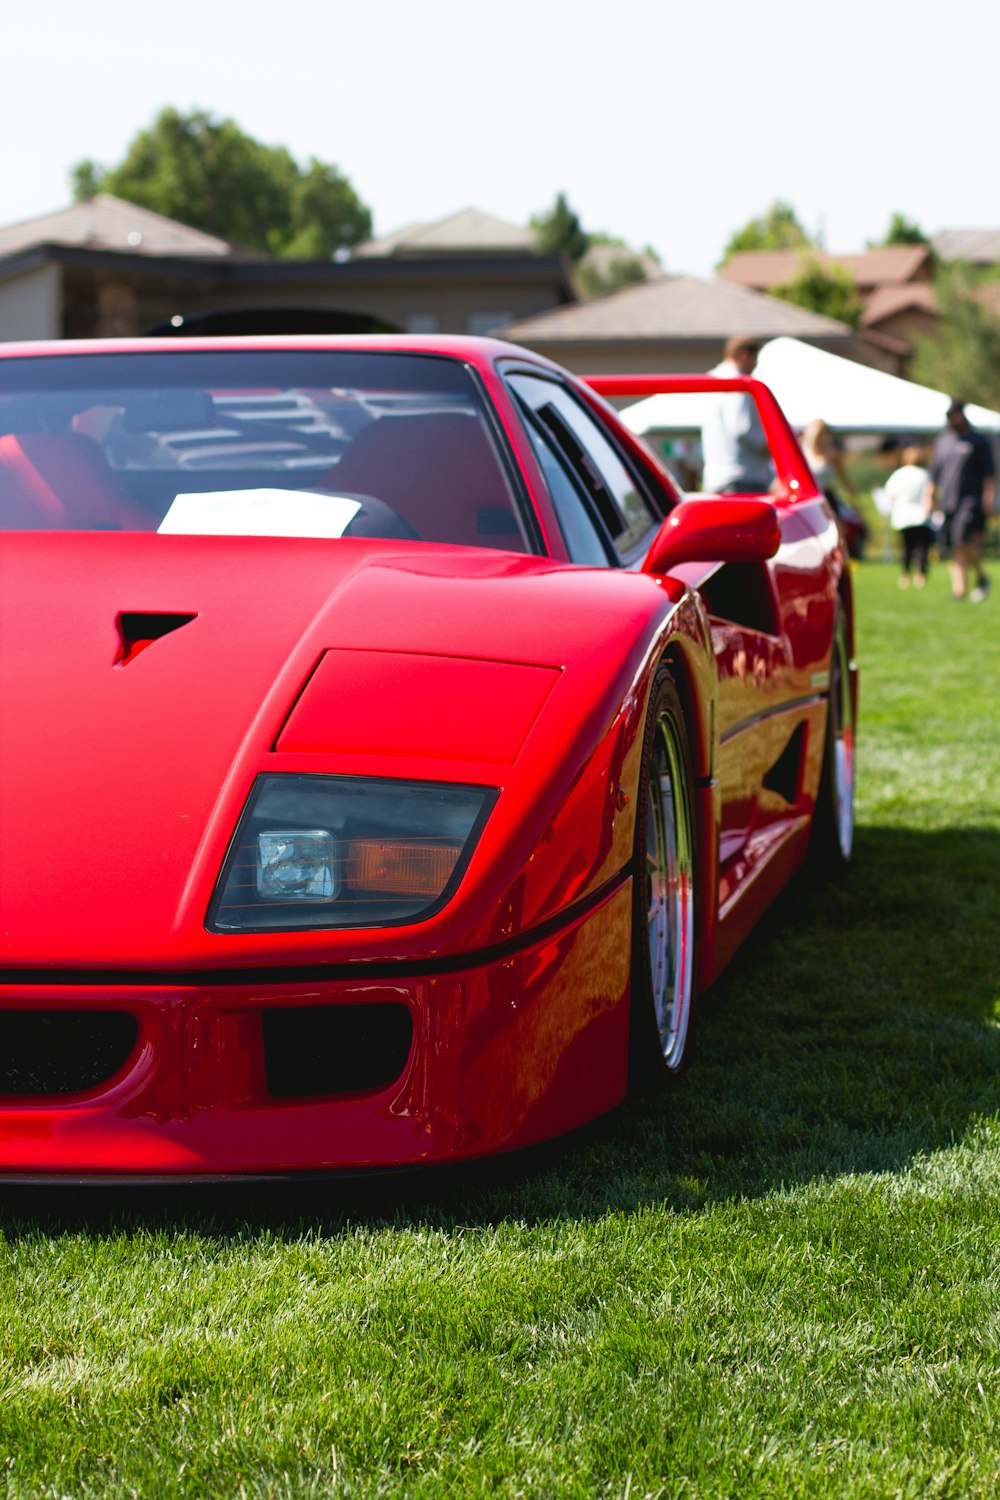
{"left": 3, "top": 562, "right": 999, "bottom": 1498}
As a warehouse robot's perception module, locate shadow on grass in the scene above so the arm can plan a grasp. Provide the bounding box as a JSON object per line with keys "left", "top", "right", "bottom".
{"left": 3, "top": 825, "right": 998, "bottom": 1237}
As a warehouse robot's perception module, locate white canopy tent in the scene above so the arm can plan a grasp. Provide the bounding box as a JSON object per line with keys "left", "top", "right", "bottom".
{"left": 619, "top": 336, "right": 1000, "bottom": 439}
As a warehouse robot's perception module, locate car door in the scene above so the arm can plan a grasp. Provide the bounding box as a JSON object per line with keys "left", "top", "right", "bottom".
{"left": 580, "top": 372, "right": 839, "bottom": 907}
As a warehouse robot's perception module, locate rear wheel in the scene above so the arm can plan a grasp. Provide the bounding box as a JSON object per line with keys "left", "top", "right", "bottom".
{"left": 629, "top": 669, "right": 697, "bottom": 1090}
{"left": 808, "top": 606, "right": 855, "bottom": 874}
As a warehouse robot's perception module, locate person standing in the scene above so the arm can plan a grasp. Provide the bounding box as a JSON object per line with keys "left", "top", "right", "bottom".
{"left": 801, "top": 418, "right": 857, "bottom": 508}
{"left": 928, "top": 400, "right": 996, "bottom": 601}
{"left": 701, "top": 337, "right": 774, "bottom": 494}
{"left": 884, "top": 444, "right": 933, "bottom": 587}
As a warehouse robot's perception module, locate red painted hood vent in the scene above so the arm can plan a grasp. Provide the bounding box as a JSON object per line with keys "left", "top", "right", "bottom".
{"left": 116, "top": 611, "right": 198, "bottom": 666}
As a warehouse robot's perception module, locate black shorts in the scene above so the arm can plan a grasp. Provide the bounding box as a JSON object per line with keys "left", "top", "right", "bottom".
{"left": 940, "top": 499, "right": 985, "bottom": 549}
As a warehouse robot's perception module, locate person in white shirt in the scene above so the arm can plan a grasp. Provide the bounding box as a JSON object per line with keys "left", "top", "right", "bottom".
{"left": 700, "top": 337, "right": 774, "bottom": 494}
{"left": 884, "top": 444, "right": 933, "bottom": 588}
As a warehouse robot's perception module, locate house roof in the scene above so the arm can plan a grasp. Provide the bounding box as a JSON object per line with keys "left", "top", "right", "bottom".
{"left": 721, "top": 245, "right": 932, "bottom": 292}
{"left": 0, "top": 194, "right": 259, "bottom": 261}
{"left": 860, "top": 282, "right": 939, "bottom": 326}
{"left": 502, "top": 274, "right": 851, "bottom": 343}
{"left": 354, "top": 208, "right": 538, "bottom": 258}
{"left": 932, "top": 229, "right": 1000, "bottom": 264}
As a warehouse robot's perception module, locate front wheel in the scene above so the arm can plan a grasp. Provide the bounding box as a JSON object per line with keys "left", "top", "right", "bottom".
{"left": 629, "top": 668, "right": 698, "bottom": 1091}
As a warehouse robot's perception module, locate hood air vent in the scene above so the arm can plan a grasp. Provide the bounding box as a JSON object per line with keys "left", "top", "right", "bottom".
{"left": 116, "top": 611, "right": 197, "bottom": 665}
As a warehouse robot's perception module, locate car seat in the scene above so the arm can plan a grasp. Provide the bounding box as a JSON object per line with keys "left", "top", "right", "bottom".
{"left": 0, "top": 433, "right": 154, "bottom": 531}
{"left": 325, "top": 412, "right": 525, "bottom": 551}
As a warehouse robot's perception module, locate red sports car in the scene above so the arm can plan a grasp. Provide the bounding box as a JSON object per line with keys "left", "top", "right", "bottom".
{"left": 0, "top": 336, "right": 856, "bottom": 1179}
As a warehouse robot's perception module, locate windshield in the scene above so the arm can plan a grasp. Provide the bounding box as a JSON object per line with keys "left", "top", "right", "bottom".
{"left": 0, "top": 350, "right": 530, "bottom": 551}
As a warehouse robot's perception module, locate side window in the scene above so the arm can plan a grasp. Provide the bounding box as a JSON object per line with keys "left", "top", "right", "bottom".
{"left": 520, "top": 414, "right": 614, "bottom": 567}
{"left": 507, "top": 370, "right": 661, "bottom": 562}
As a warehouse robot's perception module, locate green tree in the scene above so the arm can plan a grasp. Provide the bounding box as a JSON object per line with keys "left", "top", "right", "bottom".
{"left": 770, "top": 254, "right": 864, "bottom": 326}
{"left": 71, "top": 159, "right": 102, "bottom": 200}
{"left": 719, "top": 200, "right": 811, "bottom": 264}
{"left": 911, "top": 263, "right": 1000, "bottom": 409}
{"left": 871, "top": 212, "right": 930, "bottom": 248}
{"left": 531, "top": 192, "right": 589, "bottom": 262}
{"left": 575, "top": 254, "right": 648, "bottom": 300}
{"left": 573, "top": 234, "right": 660, "bottom": 300}
{"left": 72, "top": 108, "right": 372, "bottom": 260}
{"left": 282, "top": 159, "right": 375, "bottom": 259}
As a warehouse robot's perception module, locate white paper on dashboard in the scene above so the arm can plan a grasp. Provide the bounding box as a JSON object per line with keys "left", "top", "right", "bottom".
{"left": 157, "top": 489, "right": 362, "bottom": 538}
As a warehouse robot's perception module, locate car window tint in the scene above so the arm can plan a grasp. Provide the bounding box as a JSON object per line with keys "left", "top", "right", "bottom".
{"left": 506, "top": 371, "right": 660, "bottom": 562}
{"left": 516, "top": 404, "right": 615, "bottom": 567}
{"left": 0, "top": 351, "right": 533, "bottom": 553}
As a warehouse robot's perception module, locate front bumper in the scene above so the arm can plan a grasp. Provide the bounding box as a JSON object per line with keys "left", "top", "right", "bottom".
{"left": 0, "top": 883, "right": 631, "bottom": 1178}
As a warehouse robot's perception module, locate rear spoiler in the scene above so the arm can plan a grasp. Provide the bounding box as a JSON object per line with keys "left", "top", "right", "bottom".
{"left": 583, "top": 373, "right": 817, "bottom": 499}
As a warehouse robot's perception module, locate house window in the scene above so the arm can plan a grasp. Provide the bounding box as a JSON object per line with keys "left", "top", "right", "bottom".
{"left": 466, "top": 312, "right": 511, "bottom": 337}
{"left": 406, "top": 313, "right": 440, "bottom": 334}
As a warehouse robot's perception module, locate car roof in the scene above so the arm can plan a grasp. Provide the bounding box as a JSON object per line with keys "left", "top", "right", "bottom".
{"left": 0, "top": 332, "right": 563, "bottom": 372}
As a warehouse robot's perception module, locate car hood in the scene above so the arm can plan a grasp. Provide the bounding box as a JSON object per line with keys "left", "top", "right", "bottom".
{"left": 1, "top": 533, "right": 669, "bottom": 969}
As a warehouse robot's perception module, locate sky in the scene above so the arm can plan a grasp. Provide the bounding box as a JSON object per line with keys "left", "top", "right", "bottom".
{"left": 4, "top": 0, "right": 998, "bottom": 277}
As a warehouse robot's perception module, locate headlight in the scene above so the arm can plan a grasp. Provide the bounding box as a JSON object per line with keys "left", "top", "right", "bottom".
{"left": 208, "top": 774, "right": 497, "bottom": 933}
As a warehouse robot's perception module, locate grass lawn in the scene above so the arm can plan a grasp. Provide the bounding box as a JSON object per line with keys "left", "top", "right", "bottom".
{"left": 2, "top": 561, "right": 999, "bottom": 1499}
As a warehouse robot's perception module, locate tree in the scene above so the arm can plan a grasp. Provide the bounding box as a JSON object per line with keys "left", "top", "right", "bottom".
{"left": 871, "top": 212, "right": 930, "bottom": 248}
{"left": 911, "top": 263, "right": 1000, "bottom": 410}
{"left": 282, "top": 159, "right": 375, "bottom": 260}
{"left": 574, "top": 235, "right": 660, "bottom": 301}
{"left": 71, "top": 160, "right": 102, "bottom": 200}
{"left": 530, "top": 192, "right": 589, "bottom": 262}
{"left": 72, "top": 108, "right": 372, "bottom": 260}
{"left": 575, "top": 254, "right": 648, "bottom": 301}
{"left": 719, "top": 200, "right": 811, "bottom": 264}
{"left": 769, "top": 254, "right": 864, "bottom": 327}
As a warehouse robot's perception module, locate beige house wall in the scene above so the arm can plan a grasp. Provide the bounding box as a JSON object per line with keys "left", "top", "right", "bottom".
{"left": 867, "top": 308, "right": 940, "bottom": 351}
{"left": 502, "top": 339, "right": 728, "bottom": 376}
{"left": 174, "top": 272, "right": 559, "bottom": 337}
{"left": 0, "top": 263, "right": 62, "bottom": 341}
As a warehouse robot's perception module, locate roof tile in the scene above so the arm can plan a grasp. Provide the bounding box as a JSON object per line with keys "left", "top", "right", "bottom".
{"left": 502, "top": 274, "right": 851, "bottom": 341}
{"left": 721, "top": 245, "right": 932, "bottom": 291}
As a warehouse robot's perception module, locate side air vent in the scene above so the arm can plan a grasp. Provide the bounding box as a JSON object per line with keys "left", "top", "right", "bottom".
{"left": 699, "top": 563, "right": 780, "bottom": 636}
{"left": 263, "top": 1004, "right": 413, "bottom": 1098}
{"left": 762, "top": 722, "right": 806, "bottom": 805}
{"left": 116, "top": 611, "right": 197, "bottom": 666}
{"left": 0, "top": 1011, "right": 139, "bottom": 1096}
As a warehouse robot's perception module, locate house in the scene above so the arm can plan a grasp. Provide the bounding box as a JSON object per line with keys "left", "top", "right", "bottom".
{"left": 719, "top": 246, "right": 934, "bottom": 371}
{"left": 0, "top": 198, "right": 573, "bottom": 343}
{"left": 353, "top": 207, "right": 538, "bottom": 260}
{"left": 501, "top": 273, "right": 894, "bottom": 376}
{"left": 932, "top": 229, "right": 1000, "bottom": 268}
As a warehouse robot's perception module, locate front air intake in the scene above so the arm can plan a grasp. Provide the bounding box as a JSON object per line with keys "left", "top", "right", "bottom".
{"left": 0, "top": 1011, "right": 139, "bottom": 1096}
{"left": 262, "top": 1004, "right": 413, "bottom": 1098}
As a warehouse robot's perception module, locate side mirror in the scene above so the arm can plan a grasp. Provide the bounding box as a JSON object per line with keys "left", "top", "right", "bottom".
{"left": 642, "top": 497, "right": 781, "bottom": 576}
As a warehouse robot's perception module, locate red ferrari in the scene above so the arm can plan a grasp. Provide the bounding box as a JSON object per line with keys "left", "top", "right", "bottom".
{"left": 0, "top": 336, "right": 856, "bottom": 1179}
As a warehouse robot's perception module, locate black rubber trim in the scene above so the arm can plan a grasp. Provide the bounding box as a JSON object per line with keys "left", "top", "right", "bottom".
{"left": 0, "top": 869, "right": 630, "bottom": 989}
{"left": 718, "top": 693, "right": 824, "bottom": 746}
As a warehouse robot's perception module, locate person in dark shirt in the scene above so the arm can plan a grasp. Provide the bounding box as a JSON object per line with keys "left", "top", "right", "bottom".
{"left": 928, "top": 400, "right": 996, "bottom": 601}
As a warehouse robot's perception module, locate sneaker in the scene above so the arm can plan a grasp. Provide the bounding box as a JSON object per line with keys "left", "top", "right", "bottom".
{"left": 971, "top": 578, "right": 990, "bottom": 603}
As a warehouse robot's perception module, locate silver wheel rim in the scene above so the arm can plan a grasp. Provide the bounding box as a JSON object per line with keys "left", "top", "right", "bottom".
{"left": 646, "top": 715, "right": 695, "bottom": 1071}
{"left": 831, "top": 629, "right": 855, "bottom": 860}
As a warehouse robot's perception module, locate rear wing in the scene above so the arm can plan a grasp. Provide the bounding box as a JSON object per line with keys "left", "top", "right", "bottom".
{"left": 583, "top": 373, "right": 818, "bottom": 499}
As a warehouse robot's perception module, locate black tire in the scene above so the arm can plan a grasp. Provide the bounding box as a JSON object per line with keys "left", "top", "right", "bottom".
{"left": 628, "top": 667, "right": 698, "bottom": 1093}
{"left": 807, "top": 605, "right": 856, "bottom": 877}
